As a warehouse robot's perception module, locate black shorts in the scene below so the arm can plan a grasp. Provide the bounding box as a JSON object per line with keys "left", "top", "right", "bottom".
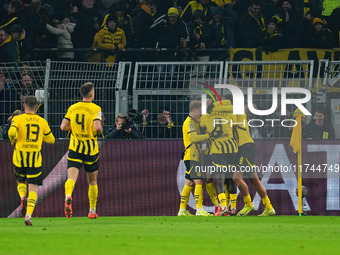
{"left": 184, "top": 160, "right": 202, "bottom": 181}
{"left": 13, "top": 165, "right": 43, "bottom": 185}
{"left": 203, "top": 154, "right": 212, "bottom": 166}
{"left": 203, "top": 154, "right": 213, "bottom": 179}
{"left": 67, "top": 150, "right": 99, "bottom": 173}
{"left": 211, "top": 153, "right": 238, "bottom": 178}
{"left": 237, "top": 143, "right": 256, "bottom": 174}
{"left": 237, "top": 143, "right": 256, "bottom": 167}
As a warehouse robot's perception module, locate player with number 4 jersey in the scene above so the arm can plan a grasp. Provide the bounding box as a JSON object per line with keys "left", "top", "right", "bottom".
{"left": 64, "top": 100, "right": 101, "bottom": 156}
{"left": 60, "top": 82, "right": 103, "bottom": 219}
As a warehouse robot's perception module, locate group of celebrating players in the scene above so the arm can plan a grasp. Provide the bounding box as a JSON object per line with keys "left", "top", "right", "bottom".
{"left": 178, "top": 99, "right": 276, "bottom": 217}
{"left": 8, "top": 81, "right": 275, "bottom": 226}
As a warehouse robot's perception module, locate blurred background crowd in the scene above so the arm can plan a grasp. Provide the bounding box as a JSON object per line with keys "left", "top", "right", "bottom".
{"left": 0, "top": 0, "right": 339, "bottom": 63}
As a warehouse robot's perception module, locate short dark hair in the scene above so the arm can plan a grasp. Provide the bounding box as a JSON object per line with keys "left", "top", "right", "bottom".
{"left": 147, "top": 0, "right": 158, "bottom": 6}
{"left": 80, "top": 82, "right": 94, "bottom": 98}
{"left": 315, "top": 107, "right": 326, "bottom": 116}
{"left": 249, "top": 0, "right": 262, "bottom": 7}
{"left": 9, "top": 0, "right": 24, "bottom": 12}
{"left": 24, "top": 96, "right": 37, "bottom": 109}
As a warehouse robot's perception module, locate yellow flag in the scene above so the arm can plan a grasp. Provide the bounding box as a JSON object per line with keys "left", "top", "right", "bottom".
{"left": 290, "top": 115, "right": 302, "bottom": 153}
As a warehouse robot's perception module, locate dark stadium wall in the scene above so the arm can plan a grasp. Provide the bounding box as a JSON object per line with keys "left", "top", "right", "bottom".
{"left": 0, "top": 140, "right": 339, "bottom": 217}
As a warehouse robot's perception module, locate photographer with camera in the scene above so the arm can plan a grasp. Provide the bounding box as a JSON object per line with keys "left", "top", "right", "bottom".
{"left": 106, "top": 113, "right": 144, "bottom": 139}
{"left": 127, "top": 108, "right": 149, "bottom": 136}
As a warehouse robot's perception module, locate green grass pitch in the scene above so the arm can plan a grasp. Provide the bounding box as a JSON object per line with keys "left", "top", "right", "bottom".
{"left": 1, "top": 216, "right": 340, "bottom": 255}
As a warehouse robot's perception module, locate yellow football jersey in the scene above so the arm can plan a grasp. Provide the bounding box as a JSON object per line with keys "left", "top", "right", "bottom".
{"left": 233, "top": 113, "right": 254, "bottom": 147}
{"left": 182, "top": 115, "right": 202, "bottom": 161}
{"left": 200, "top": 113, "right": 211, "bottom": 156}
{"left": 64, "top": 101, "right": 102, "bottom": 155}
{"left": 200, "top": 106, "right": 238, "bottom": 155}
{"left": 212, "top": 0, "right": 232, "bottom": 7}
{"left": 9, "top": 113, "right": 55, "bottom": 168}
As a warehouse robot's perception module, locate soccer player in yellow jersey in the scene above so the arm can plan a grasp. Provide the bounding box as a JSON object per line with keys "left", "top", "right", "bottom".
{"left": 200, "top": 100, "right": 238, "bottom": 216}
{"left": 8, "top": 96, "right": 55, "bottom": 226}
{"left": 233, "top": 108, "right": 275, "bottom": 216}
{"left": 178, "top": 100, "right": 212, "bottom": 216}
{"left": 200, "top": 99, "right": 222, "bottom": 216}
{"left": 60, "top": 82, "right": 103, "bottom": 219}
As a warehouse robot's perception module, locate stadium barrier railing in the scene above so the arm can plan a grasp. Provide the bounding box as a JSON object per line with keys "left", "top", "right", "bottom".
{"left": 0, "top": 59, "right": 326, "bottom": 139}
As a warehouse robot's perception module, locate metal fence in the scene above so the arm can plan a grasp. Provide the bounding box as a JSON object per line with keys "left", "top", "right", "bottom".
{"left": 222, "top": 61, "right": 314, "bottom": 139}
{"left": 45, "top": 60, "right": 131, "bottom": 137}
{"left": 318, "top": 60, "right": 340, "bottom": 91}
{"left": 132, "top": 60, "right": 315, "bottom": 139}
{"left": 132, "top": 61, "right": 224, "bottom": 139}
{"left": 224, "top": 60, "right": 314, "bottom": 88}
{"left": 0, "top": 59, "right": 320, "bottom": 140}
{"left": 223, "top": 60, "right": 314, "bottom": 112}
{"left": 0, "top": 60, "right": 131, "bottom": 139}
{"left": 317, "top": 60, "right": 340, "bottom": 139}
{"left": 0, "top": 61, "right": 46, "bottom": 139}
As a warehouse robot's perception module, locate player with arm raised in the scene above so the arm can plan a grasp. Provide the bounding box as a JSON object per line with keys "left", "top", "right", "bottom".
{"left": 60, "top": 82, "right": 103, "bottom": 219}
{"left": 8, "top": 96, "right": 55, "bottom": 226}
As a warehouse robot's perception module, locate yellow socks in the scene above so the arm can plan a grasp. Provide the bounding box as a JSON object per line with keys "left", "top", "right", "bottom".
{"left": 262, "top": 196, "right": 274, "bottom": 209}
{"left": 65, "top": 179, "right": 75, "bottom": 198}
{"left": 194, "top": 184, "right": 203, "bottom": 210}
{"left": 224, "top": 184, "right": 230, "bottom": 208}
{"left": 230, "top": 193, "right": 237, "bottom": 209}
{"left": 244, "top": 194, "right": 253, "bottom": 207}
{"left": 26, "top": 191, "right": 37, "bottom": 216}
{"left": 17, "top": 183, "right": 27, "bottom": 199}
{"left": 206, "top": 183, "right": 219, "bottom": 207}
{"left": 218, "top": 193, "right": 227, "bottom": 209}
{"left": 88, "top": 184, "right": 98, "bottom": 212}
{"left": 180, "top": 185, "right": 193, "bottom": 210}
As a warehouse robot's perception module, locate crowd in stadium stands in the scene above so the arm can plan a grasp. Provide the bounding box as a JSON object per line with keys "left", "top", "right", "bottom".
{"left": 0, "top": 0, "right": 339, "bottom": 63}
{"left": 0, "top": 70, "right": 16, "bottom": 127}
{"left": 0, "top": 70, "right": 37, "bottom": 122}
